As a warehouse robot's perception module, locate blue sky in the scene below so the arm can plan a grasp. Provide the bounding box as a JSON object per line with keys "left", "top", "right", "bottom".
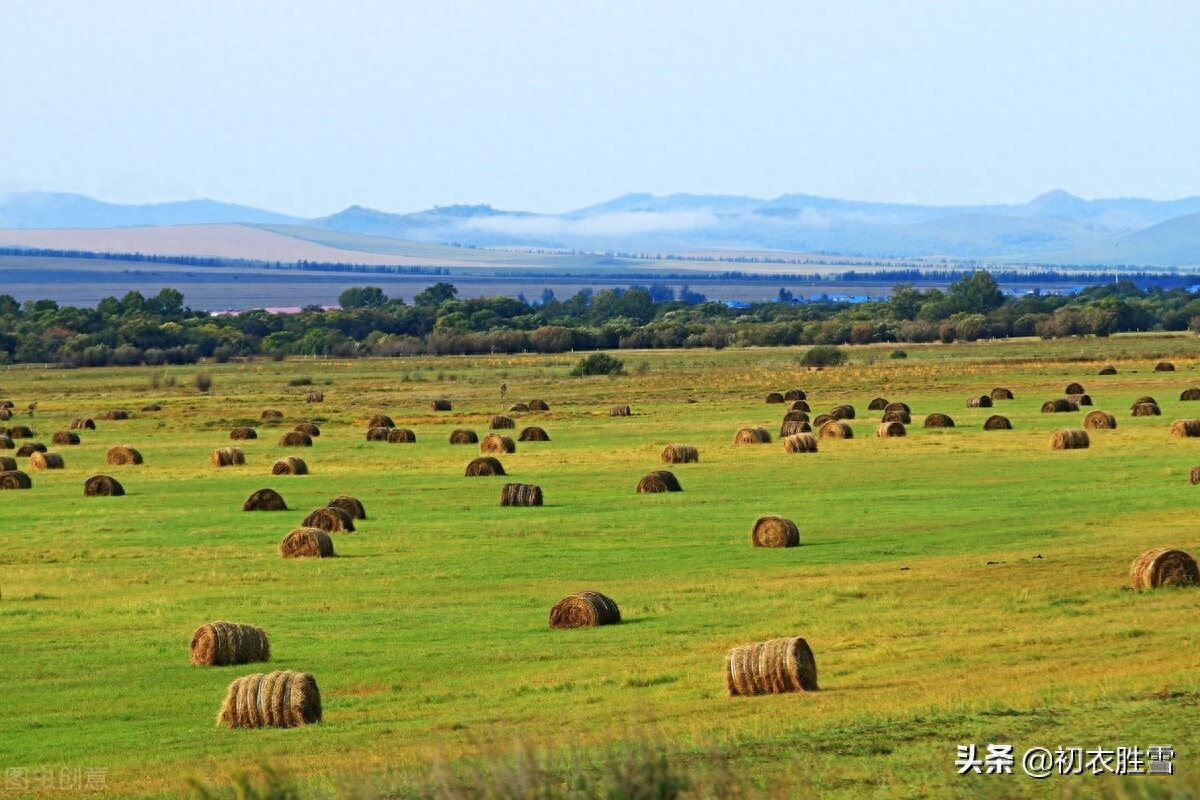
{"left": 1, "top": 1, "right": 1197, "bottom": 217}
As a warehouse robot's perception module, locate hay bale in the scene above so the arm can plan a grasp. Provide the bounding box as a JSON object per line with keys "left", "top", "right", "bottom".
{"left": 293, "top": 423, "right": 320, "bottom": 437}
{"left": 829, "top": 404, "right": 855, "bottom": 420}
{"left": 0, "top": 408, "right": 9, "bottom": 421}
{"left": 1132, "top": 403, "right": 1161, "bottom": 417}
{"left": 280, "top": 527, "right": 334, "bottom": 558}
{"left": 367, "top": 414, "right": 395, "bottom": 429}
{"left": 508, "top": 402, "right": 530, "bottom": 412}
{"left": 272, "top": 457, "right": 308, "bottom": 475}
{"left": 1041, "top": 399, "right": 1078, "bottom": 413}
{"left": 966, "top": 395, "right": 993, "bottom": 408}
{"left": 881, "top": 410, "right": 911, "bottom": 424}
{"left": 983, "top": 415, "right": 1012, "bottom": 430}
{"left": 302, "top": 506, "right": 354, "bottom": 533}
{"left": 726, "top": 637, "right": 818, "bottom": 696}
{"left": 7, "top": 425, "right": 34, "bottom": 438}
{"left": 141, "top": 404, "right": 162, "bottom": 412}
{"left": 0, "top": 456, "right": 15, "bottom": 471}
{"left": 609, "top": 405, "right": 631, "bottom": 417}
{"left": 0, "top": 399, "right": 12, "bottom": 408}
{"left": 30, "top": 451, "right": 64, "bottom": 469}
{"left": 190, "top": 622, "right": 270, "bottom": 666}
{"left": 279, "top": 431, "right": 312, "bottom": 447}
{"left": 783, "top": 389, "right": 806, "bottom": 401}
{"left": 465, "top": 456, "right": 506, "bottom": 476}
{"left": 480, "top": 433, "right": 516, "bottom": 454}
{"left": 923, "top": 413, "right": 955, "bottom": 428}
{"left": 1155, "top": 361, "right": 1176, "bottom": 372}
{"left": 549, "top": 591, "right": 621, "bottom": 628}
{"left": 751, "top": 515, "right": 799, "bottom": 547}
{"left": 734, "top": 426, "right": 771, "bottom": 444}
{"left": 1133, "top": 396, "right": 1158, "bottom": 408}
{"left": 1129, "top": 548, "right": 1199, "bottom": 590}
{"left": 1182, "top": 388, "right": 1200, "bottom": 401}
{"left": 1170, "top": 419, "right": 1200, "bottom": 438}
{"left": 1083, "top": 411, "right": 1117, "bottom": 430}
{"left": 788, "top": 400, "right": 811, "bottom": 412}
{"left": 661, "top": 443, "right": 699, "bottom": 463}
{"left": 387, "top": 428, "right": 416, "bottom": 443}
{"left": 306, "top": 392, "right": 324, "bottom": 403}
{"left": 782, "top": 410, "right": 809, "bottom": 424}
{"left": 780, "top": 420, "right": 811, "bottom": 437}
{"left": 16, "top": 442, "right": 46, "bottom": 457}
{"left": 490, "top": 414, "right": 516, "bottom": 429}
{"left": 107, "top": 446, "right": 143, "bottom": 465}
{"left": 500, "top": 482, "right": 543, "bottom": 506}
{"left": 243, "top": 488, "right": 287, "bottom": 511}
{"left": 1067, "top": 394, "right": 1093, "bottom": 406}
{"left": 211, "top": 447, "right": 246, "bottom": 467}
{"left": 818, "top": 421, "right": 853, "bottom": 439}
{"left": 867, "top": 397, "right": 888, "bottom": 411}
{"left": 449, "top": 429, "right": 478, "bottom": 444}
{"left": 366, "top": 426, "right": 391, "bottom": 441}
{"left": 431, "top": 398, "right": 452, "bottom": 411}
{"left": 1065, "top": 382, "right": 1085, "bottom": 395}
{"left": 327, "top": 496, "right": 366, "bottom": 519}
{"left": 0, "top": 470, "right": 33, "bottom": 490}
{"left": 637, "top": 470, "right": 682, "bottom": 493}
{"left": 70, "top": 418, "right": 96, "bottom": 430}
{"left": 528, "top": 399, "right": 550, "bottom": 411}
{"left": 83, "top": 474, "right": 124, "bottom": 496}
{"left": 990, "top": 387, "right": 1014, "bottom": 400}
{"left": 518, "top": 426, "right": 550, "bottom": 442}
{"left": 883, "top": 401, "right": 910, "bottom": 414}
{"left": 261, "top": 409, "right": 283, "bottom": 419}
{"left": 782, "top": 433, "right": 818, "bottom": 453}
{"left": 217, "top": 670, "right": 321, "bottom": 729}
{"left": 1098, "top": 365, "right": 1117, "bottom": 375}
{"left": 52, "top": 430, "right": 80, "bottom": 445}
{"left": 765, "top": 392, "right": 785, "bottom": 404}
{"left": 876, "top": 422, "right": 906, "bottom": 438}
{"left": 105, "top": 410, "right": 129, "bottom": 421}
{"left": 1191, "top": 466, "right": 1200, "bottom": 485}
{"left": 230, "top": 427, "right": 258, "bottom": 440}
{"left": 0, "top": 435, "right": 11, "bottom": 450}
{"left": 1050, "top": 429, "right": 1089, "bottom": 450}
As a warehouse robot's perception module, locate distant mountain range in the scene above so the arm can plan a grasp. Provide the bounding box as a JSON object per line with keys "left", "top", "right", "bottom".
{"left": 3, "top": 189, "right": 1199, "bottom": 267}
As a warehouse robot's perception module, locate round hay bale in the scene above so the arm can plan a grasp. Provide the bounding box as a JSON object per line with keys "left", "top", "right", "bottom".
{"left": 765, "top": 392, "right": 785, "bottom": 404}
{"left": 29, "top": 451, "right": 64, "bottom": 469}
{"left": 0, "top": 456, "right": 16, "bottom": 471}
{"left": 211, "top": 447, "right": 246, "bottom": 467}
{"left": 0, "top": 408, "right": 9, "bottom": 421}
{"left": 1133, "top": 396, "right": 1158, "bottom": 408}
{"left": 923, "top": 413, "right": 955, "bottom": 428}
{"left": 1129, "top": 548, "right": 1199, "bottom": 590}
{"left": 818, "top": 421, "right": 853, "bottom": 439}
{"left": 70, "top": 418, "right": 96, "bottom": 430}
{"left": 16, "top": 442, "right": 46, "bottom": 457}
{"left": 0, "top": 470, "right": 32, "bottom": 490}
{"left": 1083, "top": 411, "right": 1117, "bottom": 430}
{"left": 549, "top": 591, "right": 620, "bottom": 628}
{"left": 0, "top": 435, "right": 11, "bottom": 450}
{"left": 367, "top": 414, "right": 395, "bottom": 429}
{"left": 230, "top": 427, "right": 257, "bottom": 440}
{"left": 52, "top": 430, "right": 80, "bottom": 445}
{"left": 449, "top": 429, "right": 479, "bottom": 444}
{"left": 84, "top": 474, "right": 124, "bottom": 496}
{"left": 528, "top": 399, "right": 550, "bottom": 411}
{"left": 1041, "top": 399, "right": 1078, "bottom": 413}
{"left": 829, "top": 404, "right": 855, "bottom": 420}
{"left": 1067, "top": 394, "right": 1092, "bottom": 406}
{"left": 883, "top": 401, "right": 910, "bottom": 414}
{"left": 881, "top": 410, "right": 911, "bottom": 424}
{"left": 1155, "top": 361, "right": 1176, "bottom": 372}
{"left": 779, "top": 420, "right": 811, "bottom": 437}
{"left": 480, "top": 433, "right": 515, "bottom": 454}
{"left": 508, "top": 402, "right": 530, "bottom": 412}
{"left": 867, "top": 397, "right": 888, "bottom": 411}
{"left": 783, "top": 389, "right": 806, "bottom": 401}
{"left": 327, "top": 496, "right": 366, "bottom": 519}
{"left": 261, "top": 409, "right": 283, "bottom": 420}
{"left": 431, "top": 398, "right": 452, "bottom": 411}
{"left": 726, "top": 636, "right": 818, "bottom": 695}
{"left": 302, "top": 506, "right": 354, "bottom": 533}
{"left": 0, "top": 399, "right": 12, "bottom": 408}
{"left": 104, "top": 410, "right": 129, "bottom": 421}
{"left": 1050, "top": 429, "right": 1090, "bottom": 450}
{"left": 1132, "top": 403, "right": 1161, "bottom": 417}
{"left": 661, "top": 443, "right": 698, "bottom": 463}
{"left": 609, "top": 405, "right": 631, "bottom": 417}
{"left": 366, "top": 426, "right": 391, "bottom": 441}
{"left": 983, "top": 415, "right": 1012, "bottom": 430}
{"left": 279, "top": 431, "right": 312, "bottom": 447}
{"left": 387, "top": 428, "right": 417, "bottom": 443}
{"left": 788, "top": 400, "right": 811, "bottom": 412}
{"left": 1182, "top": 388, "right": 1200, "bottom": 402}
{"left": 293, "top": 423, "right": 320, "bottom": 437}
{"left": 465, "top": 456, "right": 506, "bottom": 476}
{"left": 1098, "top": 365, "right": 1117, "bottom": 375}
{"left": 966, "top": 395, "right": 993, "bottom": 408}
{"left": 490, "top": 414, "right": 516, "bottom": 429}
{"left": 243, "top": 488, "right": 287, "bottom": 511}
{"left": 280, "top": 527, "right": 334, "bottom": 558}
{"left": 107, "top": 445, "right": 143, "bottom": 465}
{"left": 518, "top": 426, "right": 550, "bottom": 442}
{"left": 217, "top": 670, "right": 321, "bottom": 729}
{"left": 500, "top": 482, "right": 543, "bottom": 507}
{"left": 1191, "top": 466, "right": 1200, "bottom": 485}
{"left": 990, "top": 387, "right": 1014, "bottom": 400}
{"left": 782, "top": 432, "right": 818, "bottom": 453}
{"left": 7, "top": 425, "right": 34, "bottom": 439}
{"left": 876, "top": 421, "right": 906, "bottom": 438}
{"left": 637, "top": 470, "right": 682, "bottom": 493}
{"left": 734, "top": 426, "right": 771, "bottom": 444}
{"left": 1065, "top": 382, "right": 1085, "bottom": 395}
{"left": 782, "top": 410, "right": 809, "bottom": 424}
{"left": 190, "top": 622, "right": 270, "bottom": 666}
{"left": 306, "top": 392, "right": 324, "bottom": 403}
{"left": 272, "top": 456, "right": 308, "bottom": 475}
{"left": 1171, "top": 419, "right": 1200, "bottom": 438}
{"left": 751, "top": 515, "right": 799, "bottom": 547}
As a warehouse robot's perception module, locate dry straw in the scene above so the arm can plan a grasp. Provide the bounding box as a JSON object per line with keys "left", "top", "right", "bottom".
{"left": 7, "top": 425, "right": 34, "bottom": 438}
{"left": 923, "top": 413, "right": 955, "bottom": 428}
{"left": 883, "top": 401, "right": 910, "bottom": 414}
{"left": 52, "top": 430, "right": 80, "bottom": 445}
{"left": 1083, "top": 411, "right": 1117, "bottom": 430}
{"left": 876, "top": 422, "right": 906, "bottom": 438}
{"left": 327, "top": 496, "right": 366, "bottom": 519}
{"left": 0, "top": 456, "right": 16, "bottom": 471}
{"left": 0, "top": 470, "right": 32, "bottom": 489}
{"left": 490, "top": 414, "right": 516, "bottom": 429}
{"left": 549, "top": 591, "right": 620, "bottom": 628}
{"left": 1067, "top": 394, "right": 1092, "bottom": 407}
{"left": 829, "top": 404, "right": 856, "bottom": 420}
{"left": 765, "top": 392, "right": 785, "bottom": 404}
{"left": 1133, "top": 396, "right": 1157, "bottom": 408}
{"left": 243, "top": 488, "right": 287, "bottom": 511}
{"left": 867, "top": 397, "right": 888, "bottom": 411}
{"left": 261, "top": 409, "right": 283, "bottom": 419}
{"left": 782, "top": 410, "right": 809, "bottom": 424}
{"left": 387, "top": 428, "right": 416, "bottom": 443}
{"left": 302, "top": 507, "right": 355, "bottom": 533}
{"left": 69, "top": 418, "right": 96, "bottom": 430}
{"left": 1155, "top": 361, "right": 1176, "bottom": 372}
{"left": 661, "top": 444, "right": 698, "bottom": 463}
{"left": 1181, "top": 388, "right": 1200, "bottom": 401}
{"left": 734, "top": 426, "right": 771, "bottom": 444}
{"left": 0, "top": 435, "right": 12, "bottom": 450}
{"left": 1065, "top": 382, "right": 1085, "bottom": 395}
{"left": 16, "top": 442, "right": 45, "bottom": 457}
{"left": 1041, "top": 399, "right": 1078, "bottom": 413}
{"left": 29, "top": 451, "right": 63, "bottom": 469}
{"left": 216, "top": 670, "right": 321, "bottom": 728}
{"left": 783, "top": 433, "right": 818, "bottom": 453}
{"left": 431, "top": 398, "right": 452, "bottom": 411}
{"left": 518, "top": 426, "right": 550, "bottom": 442}
{"left": 190, "top": 622, "right": 270, "bottom": 666}
{"left": 751, "top": 515, "right": 799, "bottom": 547}
{"left": 966, "top": 395, "right": 993, "bottom": 408}
{"left": 0, "top": 408, "right": 8, "bottom": 421}
{"left": 1050, "top": 429, "right": 1090, "bottom": 450}
{"left": 84, "top": 475, "right": 124, "bottom": 496}
{"left": 465, "top": 456, "right": 506, "bottom": 477}
{"left": 279, "top": 431, "right": 312, "bottom": 447}
{"left": 367, "top": 414, "right": 395, "bottom": 429}
{"left": 366, "top": 427, "right": 391, "bottom": 442}
{"left": 107, "top": 446, "right": 143, "bottom": 465}
{"left": 528, "top": 399, "right": 550, "bottom": 411}
{"left": 1129, "top": 548, "right": 1199, "bottom": 589}
{"left": 1131, "top": 403, "right": 1161, "bottom": 417}
{"left": 449, "top": 429, "right": 478, "bottom": 444}
{"left": 280, "top": 527, "right": 334, "bottom": 558}
{"left": 1098, "top": 365, "right": 1117, "bottom": 375}
{"left": 783, "top": 389, "right": 806, "bottom": 401}
{"left": 637, "top": 470, "right": 682, "bottom": 493}
{"left": 141, "top": 404, "right": 161, "bottom": 412}
{"left": 105, "top": 410, "right": 129, "bottom": 420}
{"left": 211, "top": 447, "right": 246, "bottom": 467}
{"left": 294, "top": 423, "right": 320, "bottom": 437}
{"left": 230, "top": 427, "right": 257, "bottom": 440}
{"left": 500, "top": 483, "right": 543, "bottom": 506}
{"left": 0, "top": 399, "right": 11, "bottom": 408}
{"left": 990, "top": 387, "right": 1014, "bottom": 400}
{"left": 818, "top": 421, "right": 853, "bottom": 439}
{"left": 983, "top": 414, "right": 1012, "bottom": 430}
{"left": 788, "top": 400, "right": 811, "bottom": 412}
{"left": 508, "top": 402, "right": 530, "bottom": 412}
{"left": 882, "top": 410, "right": 911, "bottom": 424}
{"left": 306, "top": 391, "right": 324, "bottom": 403}
{"left": 272, "top": 457, "right": 308, "bottom": 475}
{"left": 609, "top": 405, "right": 632, "bottom": 417}
{"left": 779, "top": 420, "right": 811, "bottom": 437}
{"left": 1191, "top": 466, "right": 1200, "bottom": 486}
{"left": 1170, "top": 419, "right": 1200, "bottom": 438}
{"left": 726, "top": 637, "right": 818, "bottom": 695}
{"left": 480, "top": 433, "right": 516, "bottom": 454}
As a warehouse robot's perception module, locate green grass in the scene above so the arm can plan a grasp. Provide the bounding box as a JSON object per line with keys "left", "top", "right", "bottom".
{"left": 1, "top": 335, "right": 1198, "bottom": 798}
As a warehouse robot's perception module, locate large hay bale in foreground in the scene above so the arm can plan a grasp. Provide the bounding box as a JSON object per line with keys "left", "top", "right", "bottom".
{"left": 1051, "top": 429, "right": 1090, "bottom": 450}
{"left": 52, "top": 430, "right": 80, "bottom": 445}
{"left": 788, "top": 400, "right": 811, "bottom": 412}
{"left": 1067, "top": 394, "right": 1092, "bottom": 407}
{"left": 1132, "top": 402, "right": 1161, "bottom": 417}
{"left": 1098, "top": 365, "right": 1117, "bottom": 375}
{"left": 783, "top": 389, "right": 806, "bottom": 401}
{"left": 243, "top": 488, "right": 287, "bottom": 511}
{"left": 1129, "top": 548, "right": 1199, "bottom": 590}
{"left": 272, "top": 457, "right": 308, "bottom": 475}
{"left": 366, "top": 427, "right": 391, "bottom": 442}
{"left": 490, "top": 414, "right": 516, "bottom": 429}
{"left": 876, "top": 422, "right": 906, "bottom": 438}
{"left": 1065, "top": 382, "right": 1085, "bottom": 395}
{"left": 1083, "top": 411, "right": 1117, "bottom": 430}
{"left": 217, "top": 670, "right": 321, "bottom": 728}
{"left": 508, "top": 403, "right": 530, "bottom": 412}
{"left": 211, "top": 447, "right": 246, "bottom": 467}
{"left": 828, "top": 404, "right": 855, "bottom": 420}
{"left": 465, "top": 457, "right": 505, "bottom": 477}
{"left": 966, "top": 395, "right": 993, "bottom": 408}
{"left": 1181, "top": 388, "right": 1200, "bottom": 401}
{"left": 327, "top": 495, "right": 366, "bottom": 520}
{"left": 1041, "top": 399, "right": 1078, "bottom": 413}
{"left": 751, "top": 515, "right": 799, "bottom": 547}
{"left": 528, "top": 399, "right": 550, "bottom": 411}
{"left": 780, "top": 420, "right": 812, "bottom": 437}
{"left": 983, "top": 415, "right": 1012, "bottom": 430}
{"left": 107, "top": 446, "right": 143, "bottom": 465}
{"left": 16, "top": 442, "right": 46, "bottom": 457}
{"left": 293, "top": 423, "right": 320, "bottom": 437}
{"left": 637, "top": 470, "right": 682, "bottom": 493}
{"left": 105, "top": 410, "right": 130, "bottom": 421}
{"left": 867, "top": 397, "right": 888, "bottom": 411}
{"left": 783, "top": 433, "right": 818, "bottom": 453}
{"left": 449, "top": 429, "right": 478, "bottom": 444}
{"left": 765, "top": 392, "right": 785, "bottom": 404}
{"left": 0, "top": 456, "right": 15, "bottom": 471}
{"left": 82, "top": 474, "right": 123, "bottom": 496}
{"left": 306, "top": 392, "right": 324, "bottom": 403}
{"left": 70, "top": 418, "right": 96, "bottom": 430}
{"left": 923, "top": 413, "right": 955, "bottom": 428}
{"left": 302, "top": 506, "right": 354, "bottom": 533}
{"left": 549, "top": 591, "right": 621, "bottom": 629}
{"left": 518, "top": 426, "right": 550, "bottom": 442}
{"left": 883, "top": 401, "right": 910, "bottom": 414}
{"left": 261, "top": 409, "right": 283, "bottom": 420}
{"left": 609, "top": 405, "right": 631, "bottom": 417}
{"left": 387, "top": 428, "right": 416, "bottom": 443}
{"left": 661, "top": 444, "right": 698, "bottom": 463}
{"left": 367, "top": 414, "right": 395, "bottom": 429}
{"left": 1170, "top": 419, "right": 1200, "bottom": 438}
{"left": 990, "top": 387, "right": 1014, "bottom": 400}
{"left": 1155, "top": 361, "right": 1176, "bottom": 372}
{"left": 279, "top": 431, "right": 312, "bottom": 447}
{"left": 734, "top": 426, "right": 771, "bottom": 444}
{"left": 881, "top": 410, "right": 911, "bottom": 424}
{"left": 480, "top": 433, "right": 515, "bottom": 454}
{"left": 726, "top": 637, "right": 818, "bottom": 695}
{"left": 230, "top": 427, "right": 257, "bottom": 440}
{"left": 431, "top": 398, "right": 452, "bottom": 411}
{"left": 0, "top": 470, "right": 32, "bottom": 489}
{"left": 818, "top": 421, "right": 853, "bottom": 440}
{"left": 191, "top": 622, "right": 270, "bottom": 666}
{"left": 500, "top": 483, "right": 543, "bottom": 507}
{"left": 280, "top": 527, "right": 334, "bottom": 558}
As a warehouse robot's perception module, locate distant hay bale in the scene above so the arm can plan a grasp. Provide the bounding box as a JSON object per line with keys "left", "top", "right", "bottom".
{"left": 876, "top": 421, "right": 906, "bottom": 438}
{"left": 883, "top": 402, "right": 910, "bottom": 414}
{"left": 518, "top": 426, "right": 550, "bottom": 442}
{"left": 490, "top": 414, "right": 516, "bottom": 429}
{"left": 990, "top": 387, "right": 1014, "bottom": 400}
{"left": 818, "top": 421, "right": 853, "bottom": 439}
{"left": 867, "top": 397, "right": 888, "bottom": 411}
{"left": 431, "top": 398, "right": 452, "bottom": 411}
{"left": 726, "top": 636, "right": 818, "bottom": 696}
{"left": 217, "top": 670, "right": 321, "bottom": 729}
{"left": 366, "top": 427, "right": 391, "bottom": 441}
{"left": 7, "top": 425, "right": 34, "bottom": 438}
{"left": 0, "top": 435, "right": 11, "bottom": 450}
{"left": 508, "top": 403, "right": 530, "bottom": 412}
{"left": 29, "top": 451, "right": 64, "bottom": 469}
{"left": 734, "top": 426, "right": 771, "bottom": 444}
{"left": 0, "top": 399, "right": 12, "bottom": 408}
{"left": 788, "top": 400, "right": 811, "bottom": 412}
{"left": 1041, "top": 399, "right": 1078, "bottom": 413}
{"left": 500, "top": 482, "right": 543, "bottom": 507}
{"left": 52, "top": 430, "right": 80, "bottom": 445}
{"left": 211, "top": 447, "right": 246, "bottom": 467}
{"left": 983, "top": 415, "right": 1012, "bottom": 430}
{"left": 609, "top": 405, "right": 631, "bottom": 417}
{"left": 293, "top": 423, "right": 320, "bottom": 437}
{"left": 1098, "top": 365, "right": 1117, "bottom": 375}
{"left": 243, "top": 488, "right": 287, "bottom": 511}
{"left": 465, "top": 456, "right": 506, "bottom": 477}
{"left": 104, "top": 410, "right": 129, "bottom": 421}
{"left": 280, "top": 527, "right": 334, "bottom": 558}
{"left": 549, "top": 591, "right": 621, "bottom": 629}
{"left": 1192, "top": 466, "right": 1200, "bottom": 485}
{"left": 1129, "top": 548, "right": 1199, "bottom": 590}
{"left": 230, "top": 427, "right": 257, "bottom": 440}
{"left": 272, "top": 456, "right": 308, "bottom": 475}
{"left": 190, "top": 622, "right": 270, "bottom": 666}
{"left": 1170, "top": 419, "right": 1200, "bottom": 438}
{"left": 279, "top": 431, "right": 312, "bottom": 447}
{"left": 367, "top": 414, "right": 395, "bottom": 429}
{"left": 783, "top": 389, "right": 806, "bottom": 401}
{"left": 302, "top": 506, "right": 354, "bottom": 533}
{"left": 480, "top": 433, "right": 516, "bottom": 454}
{"left": 69, "top": 418, "right": 96, "bottom": 430}
{"left": 327, "top": 496, "right": 365, "bottom": 519}
{"left": 387, "top": 428, "right": 416, "bottom": 443}
{"left": 84, "top": 474, "right": 124, "bottom": 497}
{"left": 141, "top": 403, "right": 161, "bottom": 412}
{"left": 106, "top": 445, "right": 143, "bottom": 465}
{"left": 1132, "top": 403, "right": 1161, "bottom": 417}
{"left": 306, "top": 392, "right": 324, "bottom": 403}
{"left": 1155, "top": 361, "right": 1176, "bottom": 372}
{"left": 16, "top": 442, "right": 46, "bottom": 457}
{"left": 1065, "top": 382, "right": 1085, "bottom": 395}
{"left": 261, "top": 409, "right": 283, "bottom": 420}
{"left": 0, "top": 470, "right": 32, "bottom": 490}
{"left": 637, "top": 470, "right": 682, "bottom": 493}
{"left": 782, "top": 410, "right": 809, "bottom": 424}
{"left": 751, "top": 515, "right": 799, "bottom": 547}
{"left": 1182, "top": 388, "right": 1200, "bottom": 401}
{"left": 765, "top": 392, "right": 785, "bottom": 404}
{"left": 881, "top": 410, "right": 911, "bottom": 424}
{"left": 829, "top": 404, "right": 855, "bottom": 420}
{"left": 1133, "top": 396, "right": 1157, "bottom": 408}
{"left": 1083, "top": 411, "right": 1117, "bottom": 430}
{"left": 966, "top": 395, "right": 993, "bottom": 408}
{"left": 0, "top": 408, "right": 8, "bottom": 421}
{"left": 528, "top": 399, "right": 550, "bottom": 411}
{"left": 449, "top": 429, "right": 478, "bottom": 444}
{"left": 1050, "top": 429, "right": 1090, "bottom": 450}
{"left": 661, "top": 443, "right": 698, "bottom": 463}
{"left": 782, "top": 433, "right": 818, "bottom": 453}
{"left": 1067, "top": 394, "right": 1092, "bottom": 406}
{"left": 779, "top": 420, "right": 811, "bottom": 437}
{"left": 923, "top": 413, "right": 955, "bottom": 428}
{"left": 0, "top": 456, "right": 15, "bottom": 471}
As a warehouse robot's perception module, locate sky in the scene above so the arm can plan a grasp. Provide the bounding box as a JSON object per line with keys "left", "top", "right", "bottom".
{"left": 1, "top": 1, "right": 1198, "bottom": 218}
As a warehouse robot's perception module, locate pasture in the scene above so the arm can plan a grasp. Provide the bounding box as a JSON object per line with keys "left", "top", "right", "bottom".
{"left": 1, "top": 334, "right": 1198, "bottom": 798}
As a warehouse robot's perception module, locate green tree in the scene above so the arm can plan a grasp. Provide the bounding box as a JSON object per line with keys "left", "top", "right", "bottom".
{"left": 947, "top": 271, "right": 1004, "bottom": 315}
{"left": 413, "top": 282, "right": 459, "bottom": 308}
{"left": 338, "top": 286, "right": 388, "bottom": 309}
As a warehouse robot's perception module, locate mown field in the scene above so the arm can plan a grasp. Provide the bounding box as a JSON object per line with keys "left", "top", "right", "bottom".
{"left": 2, "top": 335, "right": 1199, "bottom": 799}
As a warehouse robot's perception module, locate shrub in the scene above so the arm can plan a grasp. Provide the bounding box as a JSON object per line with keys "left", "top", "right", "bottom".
{"left": 195, "top": 372, "right": 213, "bottom": 393}
{"left": 571, "top": 353, "right": 625, "bottom": 376}
{"left": 890, "top": 348, "right": 908, "bottom": 359}
{"left": 799, "top": 345, "right": 847, "bottom": 367}
{"left": 287, "top": 376, "right": 313, "bottom": 387}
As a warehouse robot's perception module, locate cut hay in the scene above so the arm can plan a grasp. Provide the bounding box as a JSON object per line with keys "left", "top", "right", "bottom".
{"left": 876, "top": 421, "right": 906, "bottom": 438}
{"left": 0, "top": 470, "right": 33, "bottom": 490}
{"left": 293, "top": 423, "right": 320, "bottom": 437}
{"left": 1083, "top": 411, "right": 1117, "bottom": 430}
{"left": 528, "top": 399, "right": 550, "bottom": 411}
{"left": 69, "top": 418, "right": 96, "bottom": 430}
{"left": 637, "top": 470, "right": 682, "bottom": 493}
{"left": 52, "top": 430, "right": 80, "bottom": 445}
{"left": 990, "top": 387, "right": 1014, "bottom": 400}
{"left": 726, "top": 637, "right": 818, "bottom": 695}
{"left": 84, "top": 474, "right": 124, "bottom": 496}
{"left": 272, "top": 457, "right": 308, "bottom": 475}
{"left": 1041, "top": 399, "right": 1079, "bottom": 413}
{"left": 752, "top": 515, "right": 799, "bottom": 547}
{"left": 1065, "top": 382, "right": 1085, "bottom": 395}
{"left": 105, "top": 410, "right": 129, "bottom": 421}
{"left": 106, "top": 445, "right": 143, "bottom": 465}
{"left": 431, "top": 398, "right": 452, "bottom": 411}
{"left": 508, "top": 403, "right": 530, "bottom": 412}
{"left": 279, "top": 431, "right": 312, "bottom": 447}
{"left": 211, "top": 447, "right": 246, "bottom": 467}
{"left": 765, "top": 392, "right": 785, "bottom": 404}
{"left": 966, "top": 395, "right": 993, "bottom": 408}
{"left": 465, "top": 456, "right": 506, "bottom": 477}
{"left": 1170, "top": 419, "right": 1200, "bottom": 438}
{"left": 780, "top": 420, "right": 812, "bottom": 437}
{"left": 16, "top": 442, "right": 46, "bottom": 457}
{"left": 1132, "top": 403, "right": 1161, "bottom": 417}
{"left": 306, "top": 392, "right": 324, "bottom": 403}
{"left": 302, "top": 506, "right": 355, "bottom": 533}
{"left": 1192, "top": 466, "right": 1200, "bottom": 485}
{"left": 500, "top": 482, "right": 543, "bottom": 506}
{"left": 1067, "top": 394, "right": 1093, "bottom": 406}
{"left": 387, "top": 428, "right": 417, "bottom": 443}
{"left": 867, "top": 397, "right": 888, "bottom": 411}
{"left": 261, "top": 409, "right": 283, "bottom": 419}
{"left": 7, "top": 425, "right": 34, "bottom": 438}
{"left": 490, "top": 414, "right": 516, "bottom": 429}
{"left": 923, "top": 413, "right": 955, "bottom": 428}
{"left": 30, "top": 451, "right": 64, "bottom": 469}
{"left": 1129, "top": 548, "right": 1199, "bottom": 590}
{"left": 818, "top": 421, "right": 853, "bottom": 439}
{"left": 1098, "top": 365, "right": 1118, "bottom": 375}
{"left": 881, "top": 410, "right": 911, "bottom": 424}
{"left": 0, "top": 456, "right": 15, "bottom": 471}
{"left": 783, "top": 389, "right": 806, "bottom": 401}
{"left": 0, "top": 408, "right": 8, "bottom": 421}
{"left": 883, "top": 401, "right": 910, "bottom": 414}
{"left": 983, "top": 415, "right": 1012, "bottom": 430}
{"left": 788, "top": 400, "right": 811, "bottom": 412}
{"left": 366, "top": 426, "right": 391, "bottom": 441}
{"left": 1155, "top": 361, "right": 1176, "bottom": 372}
{"left": 190, "top": 622, "right": 270, "bottom": 666}
{"left": 1133, "top": 396, "right": 1157, "bottom": 408}
{"left": 734, "top": 426, "right": 771, "bottom": 444}
{"left": 367, "top": 414, "right": 395, "bottom": 429}
{"left": 230, "top": 427, "right": 257, "bottom": 440}
{"left": 141, "top": 404, "right": 161, "bottom": 412}
{"left": 243, "top": 488, "right": 287, "bottom": 511}
{"left": 828, "top": 404, "right": 855, "bottom": 420}
{"left": 480, "top": 433, "right": 516, "bottom": 454}
{"left": 327, "top": 496, "right": 366, "bottom": 519}
{"left": 1182, "top": 388, "right": 1200, "bottom": 401}
{"left": 549, "top": 591, "right": 621, "bottom": 629}
{"left": 1050, "top": 429, "right": 1090, "bottom": 450}
{"left": 782, "top": 433, "right": 818, "bottom": 453}
{"left": 661, "top": 443, "right": 699, "bottom": 463}
{"left": 782, "top": 410, "right": 809, "bottom": 424}
{"left": 280, "top": 527, "right": 334, "bottom": 558}
{"left": 0, "top": 435, "right": 11, "bottom": 450}
{"left": 0, "top": 399, "right": 12, "bottom": 408}
{"left": 216, "top": 670, "right": 321, "bottom": 729}
{"left": 609, "top": 405, "right": 632, "bottom": 417}
{"left": 449, "top": 429, "right": 478, "bottom": 444}
{"left": 518, "top": 426, "right": 550, "bottom": 442}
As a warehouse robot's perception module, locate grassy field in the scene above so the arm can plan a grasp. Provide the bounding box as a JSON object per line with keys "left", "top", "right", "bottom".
{"left": 2, "top": 334, "right": 1199, "bottom": 798}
